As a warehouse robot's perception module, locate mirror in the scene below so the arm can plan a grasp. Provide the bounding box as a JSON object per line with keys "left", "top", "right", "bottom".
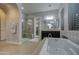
{"left": 41, "top": 16, "right": 59, "bottom": 30}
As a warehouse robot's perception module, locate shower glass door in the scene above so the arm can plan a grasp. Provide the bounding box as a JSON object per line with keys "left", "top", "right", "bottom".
{"left": 22, "top": 17, "right": 34, "bottom": 39}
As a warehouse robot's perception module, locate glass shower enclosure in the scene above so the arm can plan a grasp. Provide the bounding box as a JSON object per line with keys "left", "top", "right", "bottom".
{"left": 22, "top": 16, "right": 34, "bottom": 39}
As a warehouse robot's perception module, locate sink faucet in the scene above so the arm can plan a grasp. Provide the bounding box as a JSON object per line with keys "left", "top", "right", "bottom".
{"left": 48, "top": 33, "right": 52, "bottom": 38}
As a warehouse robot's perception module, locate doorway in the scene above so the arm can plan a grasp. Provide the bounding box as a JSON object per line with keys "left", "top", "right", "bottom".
{"left": 0, "top": 8, "right": 6, "bottom": 40}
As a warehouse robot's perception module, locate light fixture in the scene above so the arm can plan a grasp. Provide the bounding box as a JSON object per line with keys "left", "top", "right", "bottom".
{"left": 22, "top": 19, "right": 24, "bottom": 22}
{"left": 45, "top": 16, "right": 54, "bottom": 20}
{"left": 21, "top": 6, "right": 24, "bottom": 10}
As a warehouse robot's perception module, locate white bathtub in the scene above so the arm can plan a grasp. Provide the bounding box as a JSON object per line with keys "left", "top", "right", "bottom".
{"left": 39, "top": 38, "right": 79, "bottom": 55}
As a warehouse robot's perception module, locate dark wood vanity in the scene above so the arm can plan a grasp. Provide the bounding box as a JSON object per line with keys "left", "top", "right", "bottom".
{"left": 41, "top": 30, "right": 60, "bottom": 39}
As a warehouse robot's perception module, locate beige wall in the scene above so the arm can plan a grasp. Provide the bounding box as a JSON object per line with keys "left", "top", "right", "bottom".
{"left": 0, "top": 8, "right": 6, "bottom": 40}
{"left": 0, "top": 4, "right": 20, "bottom": 43}
{"left": 6, "top": 4, "right": 20, "bottom": 43}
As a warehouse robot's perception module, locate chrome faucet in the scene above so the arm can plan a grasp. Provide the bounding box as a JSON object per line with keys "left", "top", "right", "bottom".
{"left": 48, "top": 33, "right": 52, "bottom": 38}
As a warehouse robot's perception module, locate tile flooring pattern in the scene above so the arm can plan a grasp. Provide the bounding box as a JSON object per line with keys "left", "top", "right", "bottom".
{"left": 0, "top": 40, "right": 42, "bottom": 55}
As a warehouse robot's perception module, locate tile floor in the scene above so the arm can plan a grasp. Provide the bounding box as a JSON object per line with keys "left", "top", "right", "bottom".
{"left": 0, "top": 40, "right": 42, "bottom": 55}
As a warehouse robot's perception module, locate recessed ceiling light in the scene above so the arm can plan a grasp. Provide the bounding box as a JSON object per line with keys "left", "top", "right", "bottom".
{"left": 21, "top": 7, "right": 24, "bottom": 10}
{"left": 22, "top": 19, "right": 24, "bottom": 22}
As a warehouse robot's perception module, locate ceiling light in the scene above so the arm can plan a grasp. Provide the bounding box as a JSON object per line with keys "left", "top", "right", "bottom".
{"left": 21, "top": 7, "right": 24, "bottom": 10}
{"left": 45, "top": 16, "right": 54, "bottom": 20}
{"left": 22, "top": 19, "right": 24, "bottom": 22}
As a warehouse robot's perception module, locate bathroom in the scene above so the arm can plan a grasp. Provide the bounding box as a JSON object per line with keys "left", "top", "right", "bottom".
{"left": 0, "top": 3, "right": 79, "bottom": 55}
{"left": 21, "top": 3, "right": 79, "bottom": 55}
{"left": 1, "top": 0, "right": 79, "bottom": 59}
{"left": 22, "top": 3, "right": 61, "bottom": 41}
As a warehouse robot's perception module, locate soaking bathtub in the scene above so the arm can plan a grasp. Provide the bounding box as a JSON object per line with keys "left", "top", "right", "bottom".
{"left": 39, "top": 38, "right": 79, "bottom": 55}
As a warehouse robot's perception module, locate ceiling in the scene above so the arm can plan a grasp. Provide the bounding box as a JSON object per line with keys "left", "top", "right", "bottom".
{"left": 22, "top": 3, "right": 64, "bottom": 14}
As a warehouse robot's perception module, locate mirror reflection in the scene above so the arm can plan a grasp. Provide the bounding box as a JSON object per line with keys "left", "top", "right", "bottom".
{"left": 42, "top": 16, "right": 59, "bottom": 30}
